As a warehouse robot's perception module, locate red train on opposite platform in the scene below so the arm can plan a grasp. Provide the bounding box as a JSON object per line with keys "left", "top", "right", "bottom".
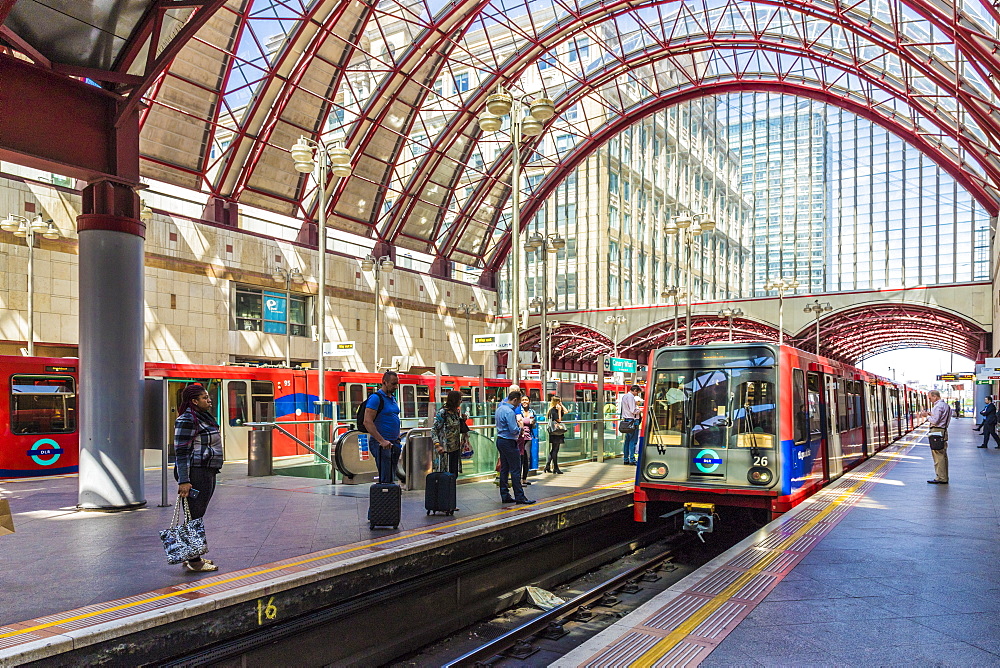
{"left": 634, "top": 342, "right": 928, "bottom": 526}
{"left": 0, "top": 355, "right": 624, "bottom": 479}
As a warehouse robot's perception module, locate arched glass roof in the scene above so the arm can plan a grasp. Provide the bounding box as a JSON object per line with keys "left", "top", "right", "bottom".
{"left": 7, "top": 0, "right": 1000, "bottom": 267}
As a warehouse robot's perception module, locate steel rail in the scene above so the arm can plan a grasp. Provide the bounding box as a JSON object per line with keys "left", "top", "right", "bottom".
{"left": 443, "top": 534, "right": 690, "bottom": 667}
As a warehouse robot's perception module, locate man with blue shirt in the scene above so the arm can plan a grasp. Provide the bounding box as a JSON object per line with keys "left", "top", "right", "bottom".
{"left": 495, "top": 389, "right": 535, "bottom": 505}
{"left": 363, "top": 371, "right": 401, "bottom": 484}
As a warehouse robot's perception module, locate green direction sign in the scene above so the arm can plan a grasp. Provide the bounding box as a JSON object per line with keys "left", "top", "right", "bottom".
{"left": 604, "top": 357, "right": 637, "bottom": 374}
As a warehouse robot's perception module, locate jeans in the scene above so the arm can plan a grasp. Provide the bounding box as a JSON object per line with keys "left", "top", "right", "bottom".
{"left": 497, "top": 437, "right": 526, "bottom": 501}
{"left": 622, "top": 428, "right": 640, "bottom": 463}
{"left": 373, "top": 441, "right": 401, "bottom": 484}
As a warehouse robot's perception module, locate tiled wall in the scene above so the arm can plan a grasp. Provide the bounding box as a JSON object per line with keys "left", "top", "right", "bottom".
{"left": 0, "top": 169, "right": 500, "bottom": 373}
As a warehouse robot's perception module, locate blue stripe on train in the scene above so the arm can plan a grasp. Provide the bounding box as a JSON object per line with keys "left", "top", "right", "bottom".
{"left": 0, "top": 465, "right": 78, "bottom": 478}
{"left": 274, "top": 393, "right": 333, "bottom": 419}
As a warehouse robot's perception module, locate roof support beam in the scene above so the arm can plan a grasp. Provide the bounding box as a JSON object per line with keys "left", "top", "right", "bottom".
{"left": 0, "top": 54, "right": 139, "bottom": 185}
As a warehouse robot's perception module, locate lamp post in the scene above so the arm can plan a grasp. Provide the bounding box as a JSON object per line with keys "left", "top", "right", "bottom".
{"left": 525, "top": 230, "right": 566, "bottom": 394}
{"left": 604, "top": 314, "right": 627, "bottom": 358}
{"left": 1, "top": 214, "right": 61, "bottom": 356}
{"left": 361, "top": 254, "right": 394, "bottom": 371}
{"left": 529, "top": 294, "right": 556, "bottom": 390}
{"left": 479, "top": 88, "right": 555, "bottom": 382}
{"left": 547, "top": 320, "right": 560, "bottom": 388}
{"left": 290, "top": 135, "right": 353, "bottom": 447}
{"left": 803, "top": 299, "right": 833, "bottom": 355}
{"left": 762, "top": 276, "right": 800, "bottom": 345}
{"left": 660, "top": 287, "right": 686, "bottom": 345}
{"left": 717, "top": 307, "right": 744, "bottom": 342}
{"left": 271, "top": 266, "right": 304, "bottom": 367}
{"left": 459, "top": 303, "right": 476, "bottom": 365}
{"left": 665, "top": 212, "right": 715, "bottom": 344}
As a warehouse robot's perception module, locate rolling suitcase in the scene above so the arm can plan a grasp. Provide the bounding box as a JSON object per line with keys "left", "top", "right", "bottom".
{"left": 425, "top": 456, "right": 457, "bottom": 516}
{"left": 369, "top": 447, "right": 401, "bottom": 530}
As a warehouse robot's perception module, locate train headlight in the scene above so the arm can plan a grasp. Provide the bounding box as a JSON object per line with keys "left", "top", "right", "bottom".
{"left": 645, "top": 462, "right": 668, "bottom": 479}
{"left": 748, "top": 466, "right": 773, "bottom": 486}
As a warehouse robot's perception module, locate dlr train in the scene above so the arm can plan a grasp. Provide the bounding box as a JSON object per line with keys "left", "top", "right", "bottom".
{"left": 634, "top": 342, "right": 929, "bottom": 524}
{"left": 1, "top": 355, "right": 623, "bottom": 478}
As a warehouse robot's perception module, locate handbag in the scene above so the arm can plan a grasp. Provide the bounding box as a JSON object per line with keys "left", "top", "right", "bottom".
{"left": 618, "top": 418, "right": 637, "bottom": 434}
{"left": 548, "top": 421, "right": 567, "bottom": 436}
{"left": 928, "top": 433, "right": 946, "bottom": 451}
{"left": 0, "top": 497, "right": 14, "bottom": 536}
{"left": 160, "top": 497, "right": 208, "bottom": 564}
{"left": 461, "top": 441, "right": 474, "bottom": 459}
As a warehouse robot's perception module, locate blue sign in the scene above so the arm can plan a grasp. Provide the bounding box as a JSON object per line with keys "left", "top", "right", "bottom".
{"left": 28, "top": 438, "right": 63, "bottom": 466}
{"left": 263, "top": 291, "right": 287, "bottom": 334}
{"left": 694, "top": 449, "right": 722, "bottom": 474}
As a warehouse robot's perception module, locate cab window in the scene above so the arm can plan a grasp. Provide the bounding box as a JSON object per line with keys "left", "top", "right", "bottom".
{"left": 11, "top": 375, "right": 77, "bottom": 434}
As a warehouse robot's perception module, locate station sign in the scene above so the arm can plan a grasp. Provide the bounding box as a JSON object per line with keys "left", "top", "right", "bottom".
{"left": 323, "top": 341, "right": 356, "bottom": 356}
{"left": 976, "top": 373, "right": 1000, "bottom": 382}
{"left": 936, "top": 373, "right": 959, "bottom": 381}
{"left": 958, "top": 373, "right": 975, "bottom": 380}
{"left": 604, "top": 357, "right": 637, "bottom": 374}
{"left": 472, "top": 333, "right": 512, "bottom": 351}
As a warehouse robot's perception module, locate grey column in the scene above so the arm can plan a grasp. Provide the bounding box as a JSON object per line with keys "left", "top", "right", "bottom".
{"left": 77, "top": 214, "right": 146, "bottom": 510}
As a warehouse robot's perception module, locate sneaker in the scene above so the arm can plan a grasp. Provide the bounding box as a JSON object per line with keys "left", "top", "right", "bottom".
{"left": 184, "top": 559, "right": 219, "bottom": 573}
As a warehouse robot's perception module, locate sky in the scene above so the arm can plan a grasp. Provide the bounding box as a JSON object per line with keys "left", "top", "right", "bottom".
{"left": 861, "top": 348, "right": 976, "bottom": 396}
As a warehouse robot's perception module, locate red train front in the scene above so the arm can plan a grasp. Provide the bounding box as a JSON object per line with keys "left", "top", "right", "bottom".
{"left": 634, "top": 342, "right": 926, "bottom": 525}
{"left": 0, "top": 357, "right": 79, "bottom": 477}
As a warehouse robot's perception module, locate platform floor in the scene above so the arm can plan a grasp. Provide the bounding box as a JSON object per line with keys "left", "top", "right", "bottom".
{"left": 557, "top": 420, "right": 1000, "bottom": 667}
{"left": 0, "top": 457, "right": 634, "bottom": 627}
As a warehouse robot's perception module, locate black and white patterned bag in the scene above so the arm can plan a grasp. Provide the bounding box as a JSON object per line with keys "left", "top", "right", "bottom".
{"left": 159, "top": 497, "right": 208, "bottom": 564}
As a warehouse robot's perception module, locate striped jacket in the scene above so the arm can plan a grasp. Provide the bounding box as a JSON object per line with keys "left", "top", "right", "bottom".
{"left": 173, "top": 408, "right": 224, "bottom": 483}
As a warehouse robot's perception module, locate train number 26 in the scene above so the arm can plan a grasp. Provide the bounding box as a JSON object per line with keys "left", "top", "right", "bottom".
{"left": 752, "top": 455, "right": 768, "bottom": 467}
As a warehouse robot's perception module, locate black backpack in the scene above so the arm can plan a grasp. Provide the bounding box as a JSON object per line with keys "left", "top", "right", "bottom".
{"left": 354, "top": 392, "right": 385, "bottom": 433}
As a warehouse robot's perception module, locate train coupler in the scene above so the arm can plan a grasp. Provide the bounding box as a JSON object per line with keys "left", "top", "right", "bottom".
{"left": 682, "top": 502, "right": 716, "bottom": 542}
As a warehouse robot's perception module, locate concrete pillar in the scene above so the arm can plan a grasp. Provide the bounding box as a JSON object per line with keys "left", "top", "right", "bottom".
{"left": 77, "top": 181, "right": 147, "bottom": 510}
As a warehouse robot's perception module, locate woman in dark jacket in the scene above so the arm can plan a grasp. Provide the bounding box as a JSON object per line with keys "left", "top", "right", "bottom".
{"left": 545, "top": 396, "right": 566, "bottom": 474}
{"left": 976, "top": 396, "right": 999, "bottom": 448}
{"left": 174, "top": 383, "right": 223, "bottom": 572}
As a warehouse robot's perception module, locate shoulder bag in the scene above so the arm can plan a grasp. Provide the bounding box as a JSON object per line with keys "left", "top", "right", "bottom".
{"left": 160, "top": 497, "right": 209, "bottom": 564}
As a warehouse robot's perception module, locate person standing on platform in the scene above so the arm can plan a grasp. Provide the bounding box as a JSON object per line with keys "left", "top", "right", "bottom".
{"left": 515, "top": 395, "right": 537, "bottom": 487}
{"left": 618, "top": 384, "right": 642, "bottom": 465}
{"left": 174, "top": 383, "right": 223, "bottom": 573}
{"left": 495, "top": 390, "right": 535, "bottom": 505}
{"left": 545, "top": 396, "right": 566, "bottom": 474}
{"left": 927, "top": 390, "right": 951, "bottom": 484}
{"left": 975, "top": 395, "right": 999, "bottom": 449}
{"left": 364, "top": 371, "right": 402, "bottom": 484}
{"left": 432, "top": 389, "right": 468, "bottom": 475}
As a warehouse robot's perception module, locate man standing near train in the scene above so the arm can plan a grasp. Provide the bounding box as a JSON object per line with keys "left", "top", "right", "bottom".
{"left": 618, "top": 384, "right": 642, "bottom": 465}
{"left": 927, "top": 390, "right": 951, "bottom": 485}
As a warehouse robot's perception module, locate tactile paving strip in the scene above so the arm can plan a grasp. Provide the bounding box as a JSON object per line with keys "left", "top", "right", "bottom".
{"left": 578, "top": 434, "right": 921, "bottom": 668}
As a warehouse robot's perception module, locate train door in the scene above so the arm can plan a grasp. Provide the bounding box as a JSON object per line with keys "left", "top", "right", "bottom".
{"left": 222, "top": 379, "right": 276, "bottom": 460}
{"left": 804, "top": 372, "right": 825, "bottom": 483}
{"left": 166, "top": 378, "right": 221, "bottom": 458}
{"left": 345, "top": 382, "right": 373, "bottom": 427}
{"left": 822, "top": 375, "right": 843, "bottom": 480}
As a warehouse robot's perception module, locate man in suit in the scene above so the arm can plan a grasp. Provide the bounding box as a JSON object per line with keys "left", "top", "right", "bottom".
{"left": 975, "top": 395, "right": 999, "bottom": 449}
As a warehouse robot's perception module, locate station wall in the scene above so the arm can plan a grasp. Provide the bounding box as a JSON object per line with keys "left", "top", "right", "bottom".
{"left": 0, "top": 169, "right": 500, "bottom": 373}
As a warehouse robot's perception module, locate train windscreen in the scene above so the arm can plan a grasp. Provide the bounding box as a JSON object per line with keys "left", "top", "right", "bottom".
{"left": 647, "top": 364, "right": 776, "bottom": 450}
{"left": 11, "top": 375, "right": 77, "bottom": 434}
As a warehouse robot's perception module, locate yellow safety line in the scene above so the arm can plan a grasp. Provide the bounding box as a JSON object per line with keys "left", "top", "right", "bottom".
{"left": 630, "top": 433, "right": 922, "bottom": 668}
{"left": 1, "top": 478, "right": 634, "bottom": 641}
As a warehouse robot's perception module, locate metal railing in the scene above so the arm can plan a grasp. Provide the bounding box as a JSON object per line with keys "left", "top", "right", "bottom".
{"left": 246, "top": 419, "right": 345, "bottom": 474}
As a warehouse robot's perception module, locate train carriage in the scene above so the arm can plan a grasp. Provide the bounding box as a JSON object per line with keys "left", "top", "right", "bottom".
{"left": 0, "top": 354, "right": 628, "bottom": 479}
{"left": 634, "top": 342, "right": 926, "bottom": 524}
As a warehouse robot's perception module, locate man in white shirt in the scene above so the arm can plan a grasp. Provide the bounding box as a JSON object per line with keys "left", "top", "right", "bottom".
{"left": 618, "top": 385, "right": 642, "bottom": 465}
{"left": 927, "top": 390, "right": 951, "bottom": 484}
